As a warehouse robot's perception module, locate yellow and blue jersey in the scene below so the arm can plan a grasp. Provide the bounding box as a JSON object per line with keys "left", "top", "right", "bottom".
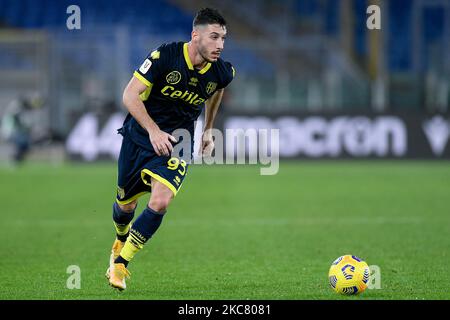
{"left": 120, "top": 41, "right": 235, "bottom": 151}
{"left": 115, "top": 41, "right": 235, "bottom": 201}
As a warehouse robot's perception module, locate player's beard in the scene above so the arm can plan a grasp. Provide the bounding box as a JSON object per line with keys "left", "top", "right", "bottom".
{"left": 198, "top": 43, "right": 215, "bottom": 63}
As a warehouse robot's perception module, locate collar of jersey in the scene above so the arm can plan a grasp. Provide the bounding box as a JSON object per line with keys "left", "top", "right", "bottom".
{"left": 183, "top": 43, "right": 212, "bottom": 74}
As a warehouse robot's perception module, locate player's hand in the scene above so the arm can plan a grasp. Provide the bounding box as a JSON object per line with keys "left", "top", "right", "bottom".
{"left": 200, "top": 131, "right": 215, "bottom": 157}
{"left": 148, "top": 129, "right": 177, "bottom": 156}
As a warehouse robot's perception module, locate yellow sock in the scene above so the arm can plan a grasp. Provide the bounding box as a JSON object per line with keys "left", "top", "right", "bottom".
{"left": 114, "top": 222, "right": 130, "bottom": 237}
{"left": 119, "top": 234, "right": 144, "bottom": 261}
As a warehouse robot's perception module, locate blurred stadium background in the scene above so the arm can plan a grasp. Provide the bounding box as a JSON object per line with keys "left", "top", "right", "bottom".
{"left": 0, "top": 0, "right": 449, "bottom": 300}
{"left": 0, "top": 0, "right": 449, "bottom": 161}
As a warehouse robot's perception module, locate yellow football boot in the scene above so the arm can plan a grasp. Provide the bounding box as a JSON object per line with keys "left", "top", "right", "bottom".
{"left": 105, "top": 239, "right": 124, "bottom": 279}
{"left": 110, "top": 239, "right": 125, "bottom": 265}
{"left": 108, "top": 263, "right": 131, "bottom": 291}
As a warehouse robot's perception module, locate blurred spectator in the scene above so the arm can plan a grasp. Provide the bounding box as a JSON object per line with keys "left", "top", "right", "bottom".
{"left": 1, "top": 93, "right": 44, "bottom": 164}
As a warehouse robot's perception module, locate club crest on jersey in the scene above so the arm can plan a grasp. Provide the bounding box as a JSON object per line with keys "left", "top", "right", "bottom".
{"left": 166, "top": 71, "right": 181, "bottom": 85}
{"left": 206, "top": 82, "right": 217, "bottom": 95}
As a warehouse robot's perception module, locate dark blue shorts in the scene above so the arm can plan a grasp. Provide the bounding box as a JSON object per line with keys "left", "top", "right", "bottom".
{"left": 116, "top": 135, "right": 189, "bottom": 205}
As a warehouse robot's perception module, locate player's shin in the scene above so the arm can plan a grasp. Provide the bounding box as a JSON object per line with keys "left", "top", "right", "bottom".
{"left": 115, "top": 206, "right": 165, "bottom": 266}
{"left": 112, "top": 202, "right": 135, "bottom": 241}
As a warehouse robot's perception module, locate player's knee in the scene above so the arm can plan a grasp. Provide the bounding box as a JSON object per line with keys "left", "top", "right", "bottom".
{"left": 118, "top": 201, "right": 137, "bottom": 213}
{"left": 148, "top": 195, "right": 171, "bottom": 213}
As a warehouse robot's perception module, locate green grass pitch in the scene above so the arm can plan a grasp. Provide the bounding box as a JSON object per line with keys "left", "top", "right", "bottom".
{"left": 0, "top": 161, "right": 449, "bottom": 300}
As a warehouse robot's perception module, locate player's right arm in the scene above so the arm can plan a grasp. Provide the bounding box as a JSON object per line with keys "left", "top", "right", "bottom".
{"left": 122, "top": 76, "right": 176, "bottom": 156}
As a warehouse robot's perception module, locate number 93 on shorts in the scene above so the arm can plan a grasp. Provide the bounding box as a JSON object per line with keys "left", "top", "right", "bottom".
{"left": 141, "top": 156, "right": 188, "bottom": 195}
{"left": 117, "top": 154, "right": 189, "bottom": 205}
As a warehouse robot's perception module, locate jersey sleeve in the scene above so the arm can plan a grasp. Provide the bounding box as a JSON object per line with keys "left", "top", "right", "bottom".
{"left": 218, "top": 62, "right": 235, "bottom": 89}
{"left": 133, "top": 44, "right": 167, "bottom": 87}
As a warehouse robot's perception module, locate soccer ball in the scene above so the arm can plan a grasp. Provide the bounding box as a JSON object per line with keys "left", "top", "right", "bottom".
{"left": 328, "top": 255, "right": 370, "bottom": 295}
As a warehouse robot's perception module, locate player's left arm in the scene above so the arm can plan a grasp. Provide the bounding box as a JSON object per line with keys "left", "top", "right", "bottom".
{"left": 200, "top": 88, "right": 224, "bottom": 156}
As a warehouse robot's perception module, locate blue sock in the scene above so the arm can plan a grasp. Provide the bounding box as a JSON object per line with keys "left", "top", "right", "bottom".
{"left": 114, "top": 207, "right": 165, "bottom": 266}
{"left": 112, "top": 202, "right": 135, "bottom": 242}
{"left": 128, "top": 206, "right": 165, "bottom": 244}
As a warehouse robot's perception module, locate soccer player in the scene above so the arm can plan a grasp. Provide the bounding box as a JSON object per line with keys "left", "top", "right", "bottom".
{"left": 106, "top": 8, "right": 235, "bottom": 290}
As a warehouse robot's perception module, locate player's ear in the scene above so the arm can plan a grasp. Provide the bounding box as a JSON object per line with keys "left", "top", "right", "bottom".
{"left": 191, "top": 29, "right": 199, "bottom": 41}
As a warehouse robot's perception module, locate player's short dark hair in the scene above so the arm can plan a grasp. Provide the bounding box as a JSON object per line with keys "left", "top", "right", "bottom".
{"left": 193, "top": 8, "right": 227, "bottom": 28}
